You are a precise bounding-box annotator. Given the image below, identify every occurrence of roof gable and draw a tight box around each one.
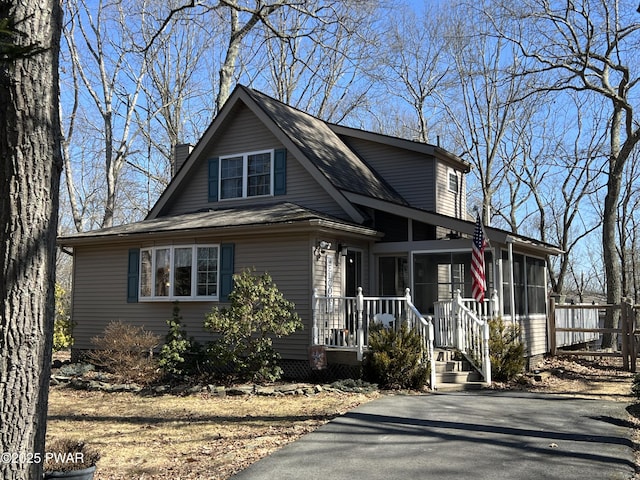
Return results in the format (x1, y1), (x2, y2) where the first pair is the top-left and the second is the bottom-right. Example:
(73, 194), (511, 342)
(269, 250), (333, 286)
(147, 85), (405, 222)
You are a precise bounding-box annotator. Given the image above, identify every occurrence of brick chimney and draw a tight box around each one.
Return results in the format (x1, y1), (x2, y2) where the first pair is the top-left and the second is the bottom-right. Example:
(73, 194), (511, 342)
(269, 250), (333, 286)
(172, 143), (193, 176)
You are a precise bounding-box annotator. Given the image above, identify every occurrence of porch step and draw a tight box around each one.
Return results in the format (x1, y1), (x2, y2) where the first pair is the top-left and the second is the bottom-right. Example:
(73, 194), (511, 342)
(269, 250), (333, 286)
(434, 381), (486, 392)
(436, 370), (482, 384)
(433, 348), (485, 390)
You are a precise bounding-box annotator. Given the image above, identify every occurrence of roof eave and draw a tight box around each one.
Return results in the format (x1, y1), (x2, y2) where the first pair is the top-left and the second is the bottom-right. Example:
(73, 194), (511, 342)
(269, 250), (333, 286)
(57, 216), (380, 247)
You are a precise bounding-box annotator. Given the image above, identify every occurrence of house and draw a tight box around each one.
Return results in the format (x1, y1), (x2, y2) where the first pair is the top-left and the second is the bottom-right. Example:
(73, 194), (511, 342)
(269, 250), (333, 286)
(58, 85), (561, 382)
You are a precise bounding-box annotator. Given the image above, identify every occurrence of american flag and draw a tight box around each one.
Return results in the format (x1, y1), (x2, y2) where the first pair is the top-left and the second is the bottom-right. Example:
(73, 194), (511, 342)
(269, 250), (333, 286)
(471, 215), (486, 303)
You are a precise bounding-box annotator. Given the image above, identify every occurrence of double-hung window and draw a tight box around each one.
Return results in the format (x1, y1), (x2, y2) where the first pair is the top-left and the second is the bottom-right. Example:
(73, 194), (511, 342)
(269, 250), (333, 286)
(220, 150), (273, 199)
(139, 245), (219, 300)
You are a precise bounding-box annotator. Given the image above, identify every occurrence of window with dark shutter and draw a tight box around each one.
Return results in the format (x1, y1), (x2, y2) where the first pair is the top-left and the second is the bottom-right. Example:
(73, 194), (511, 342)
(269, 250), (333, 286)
(274, 148), (287, 195)
(127, 248), (140, 303)
(208, 157), (219, 202)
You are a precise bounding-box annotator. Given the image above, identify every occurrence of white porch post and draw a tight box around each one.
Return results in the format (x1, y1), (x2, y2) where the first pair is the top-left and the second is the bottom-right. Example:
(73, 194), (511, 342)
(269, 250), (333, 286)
(357, 287), (364, 361)
(491, 289), (499, 318)
(312, 288), (319, 345)
(454, 289), (464, 351)
(482, 318), (492, 385)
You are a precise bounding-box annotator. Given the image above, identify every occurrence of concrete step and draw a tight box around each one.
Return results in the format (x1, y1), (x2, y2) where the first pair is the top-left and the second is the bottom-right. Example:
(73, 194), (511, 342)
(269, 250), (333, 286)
(436, 370), (482, 384)
(434, 360), (474, 373)
(435, 381), (486, 392)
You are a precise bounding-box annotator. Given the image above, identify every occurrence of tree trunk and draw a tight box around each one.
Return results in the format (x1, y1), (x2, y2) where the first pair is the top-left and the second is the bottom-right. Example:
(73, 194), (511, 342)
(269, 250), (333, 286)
(0, 1), (62, 478)
(601, 169), (623, 348)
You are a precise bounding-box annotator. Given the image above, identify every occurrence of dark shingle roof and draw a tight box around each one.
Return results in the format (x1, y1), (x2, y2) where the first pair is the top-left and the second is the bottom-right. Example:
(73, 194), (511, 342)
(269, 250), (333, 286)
(59, 203), (377, 244)
(241, 86), (406, 205)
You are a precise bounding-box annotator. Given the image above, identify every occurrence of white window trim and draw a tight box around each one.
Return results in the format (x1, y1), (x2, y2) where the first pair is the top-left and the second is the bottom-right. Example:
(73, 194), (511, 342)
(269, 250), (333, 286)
(447, 169), (459, 194)
(139, 244), (220, 301)
(219, 149), (274, 200)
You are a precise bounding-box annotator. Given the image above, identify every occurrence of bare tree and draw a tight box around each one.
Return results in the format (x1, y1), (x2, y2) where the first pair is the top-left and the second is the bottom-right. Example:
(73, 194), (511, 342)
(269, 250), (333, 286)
(132, 0), (220, 209)
(381, 4), (449, 143)
(62, 0), (146, 230)
(618, 148), (640, 302)
(439, 2), (540, 227)
(526, 95), (605, 294)
(0, 1), (62, 478)
(493, 0), (640, 347)
(253, 0), (382, 123)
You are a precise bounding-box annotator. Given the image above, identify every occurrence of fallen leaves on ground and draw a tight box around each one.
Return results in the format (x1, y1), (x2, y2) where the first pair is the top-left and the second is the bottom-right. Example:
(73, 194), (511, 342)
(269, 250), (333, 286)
(47, 387), (378, 479)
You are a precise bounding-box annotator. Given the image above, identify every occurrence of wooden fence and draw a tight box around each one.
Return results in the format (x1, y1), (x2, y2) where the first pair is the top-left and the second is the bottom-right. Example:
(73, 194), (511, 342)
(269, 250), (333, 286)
(548, 298), (639, 372)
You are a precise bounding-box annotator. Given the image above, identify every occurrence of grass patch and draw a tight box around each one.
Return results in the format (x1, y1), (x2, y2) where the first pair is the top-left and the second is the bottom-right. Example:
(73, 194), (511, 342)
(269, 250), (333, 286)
(47, 387), (378, 479)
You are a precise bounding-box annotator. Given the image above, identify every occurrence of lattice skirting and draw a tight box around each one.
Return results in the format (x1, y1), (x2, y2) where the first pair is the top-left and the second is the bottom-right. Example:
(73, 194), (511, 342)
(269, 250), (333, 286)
(279, 359), (362, 382)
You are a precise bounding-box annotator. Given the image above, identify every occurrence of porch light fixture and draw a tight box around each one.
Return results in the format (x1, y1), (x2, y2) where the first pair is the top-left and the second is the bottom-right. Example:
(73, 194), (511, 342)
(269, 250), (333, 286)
(338, 244), (348, 256)
(314, 241), (331, 258)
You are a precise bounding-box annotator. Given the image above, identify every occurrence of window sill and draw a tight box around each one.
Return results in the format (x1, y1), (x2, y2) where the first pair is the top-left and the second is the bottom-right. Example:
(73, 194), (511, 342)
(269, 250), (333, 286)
(139, 296), (219, 302)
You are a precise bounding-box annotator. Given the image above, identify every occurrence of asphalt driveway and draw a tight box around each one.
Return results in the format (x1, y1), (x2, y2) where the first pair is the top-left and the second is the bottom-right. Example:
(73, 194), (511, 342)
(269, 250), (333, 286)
(231, 391), (635, 480)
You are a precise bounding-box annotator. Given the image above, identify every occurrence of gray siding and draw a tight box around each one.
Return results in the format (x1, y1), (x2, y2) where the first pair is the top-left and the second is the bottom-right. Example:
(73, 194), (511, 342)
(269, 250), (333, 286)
(517, 313), (548, 358)
(70, 232), (315, 361)
(435, 161), (467, 218)
(340, 136), (436, 211)
(310, 236), (371, 298)
(165, 103), (348, 220)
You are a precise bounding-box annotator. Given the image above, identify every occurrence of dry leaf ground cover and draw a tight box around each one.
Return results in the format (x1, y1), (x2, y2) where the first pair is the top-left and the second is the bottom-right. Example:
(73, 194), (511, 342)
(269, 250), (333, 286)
(46, 356), (640, 479)
(46, 386), (379, 479)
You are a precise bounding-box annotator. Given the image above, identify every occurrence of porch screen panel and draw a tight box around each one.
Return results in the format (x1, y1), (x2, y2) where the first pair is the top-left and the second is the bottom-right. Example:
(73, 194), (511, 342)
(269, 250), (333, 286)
(527, 257), (546, 314)
(502, 251), (544, 316)
(413, 251), (493, 314)
(413, 253), (448, 314)
(513, 254), (525, 315)
(379, 256), (408, 297)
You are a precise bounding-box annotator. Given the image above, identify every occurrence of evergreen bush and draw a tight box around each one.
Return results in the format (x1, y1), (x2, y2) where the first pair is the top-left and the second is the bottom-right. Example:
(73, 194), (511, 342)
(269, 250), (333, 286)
(159, 303), (199, 378)
(488, 317), (526, 382)
(204, 269), (302, 383)
(364, 323), (429, 390)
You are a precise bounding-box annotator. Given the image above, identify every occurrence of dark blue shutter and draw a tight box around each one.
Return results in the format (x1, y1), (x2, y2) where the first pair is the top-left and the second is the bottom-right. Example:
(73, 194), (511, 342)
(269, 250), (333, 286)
(274, 149), (286, 195)
(208, 157), (219, 202)
(127, 248), (140, 303)
(220, 243), (235, 301)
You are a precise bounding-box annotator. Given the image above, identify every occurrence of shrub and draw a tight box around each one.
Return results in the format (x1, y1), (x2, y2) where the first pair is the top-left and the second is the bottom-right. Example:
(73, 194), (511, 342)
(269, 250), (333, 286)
(632, 373), (640, 399)
(364, 323), (429, 390)
(88, 320), (161, 385)
(204, 269), (302, 383)
(330, 378), (378, 393)
(488, 317), (526, 382)
(159, 303), (202, 378)
(44, 438), (100, 472)
(53, 283), (74, 352)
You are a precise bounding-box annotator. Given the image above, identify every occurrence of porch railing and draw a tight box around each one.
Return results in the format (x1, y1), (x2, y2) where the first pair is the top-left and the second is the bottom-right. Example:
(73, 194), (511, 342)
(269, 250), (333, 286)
(312, 287), (436, 389)
(433, 289), (498, 384)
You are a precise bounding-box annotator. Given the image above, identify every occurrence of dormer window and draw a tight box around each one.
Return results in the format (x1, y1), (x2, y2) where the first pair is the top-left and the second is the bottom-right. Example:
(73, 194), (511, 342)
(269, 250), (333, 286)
(448, 170), (459, 194)
(220, 150), (273, 199)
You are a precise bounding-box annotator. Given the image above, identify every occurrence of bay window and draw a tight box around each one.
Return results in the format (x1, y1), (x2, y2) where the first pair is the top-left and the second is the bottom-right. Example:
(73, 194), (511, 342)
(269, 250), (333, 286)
(140, 245), (219, 300)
